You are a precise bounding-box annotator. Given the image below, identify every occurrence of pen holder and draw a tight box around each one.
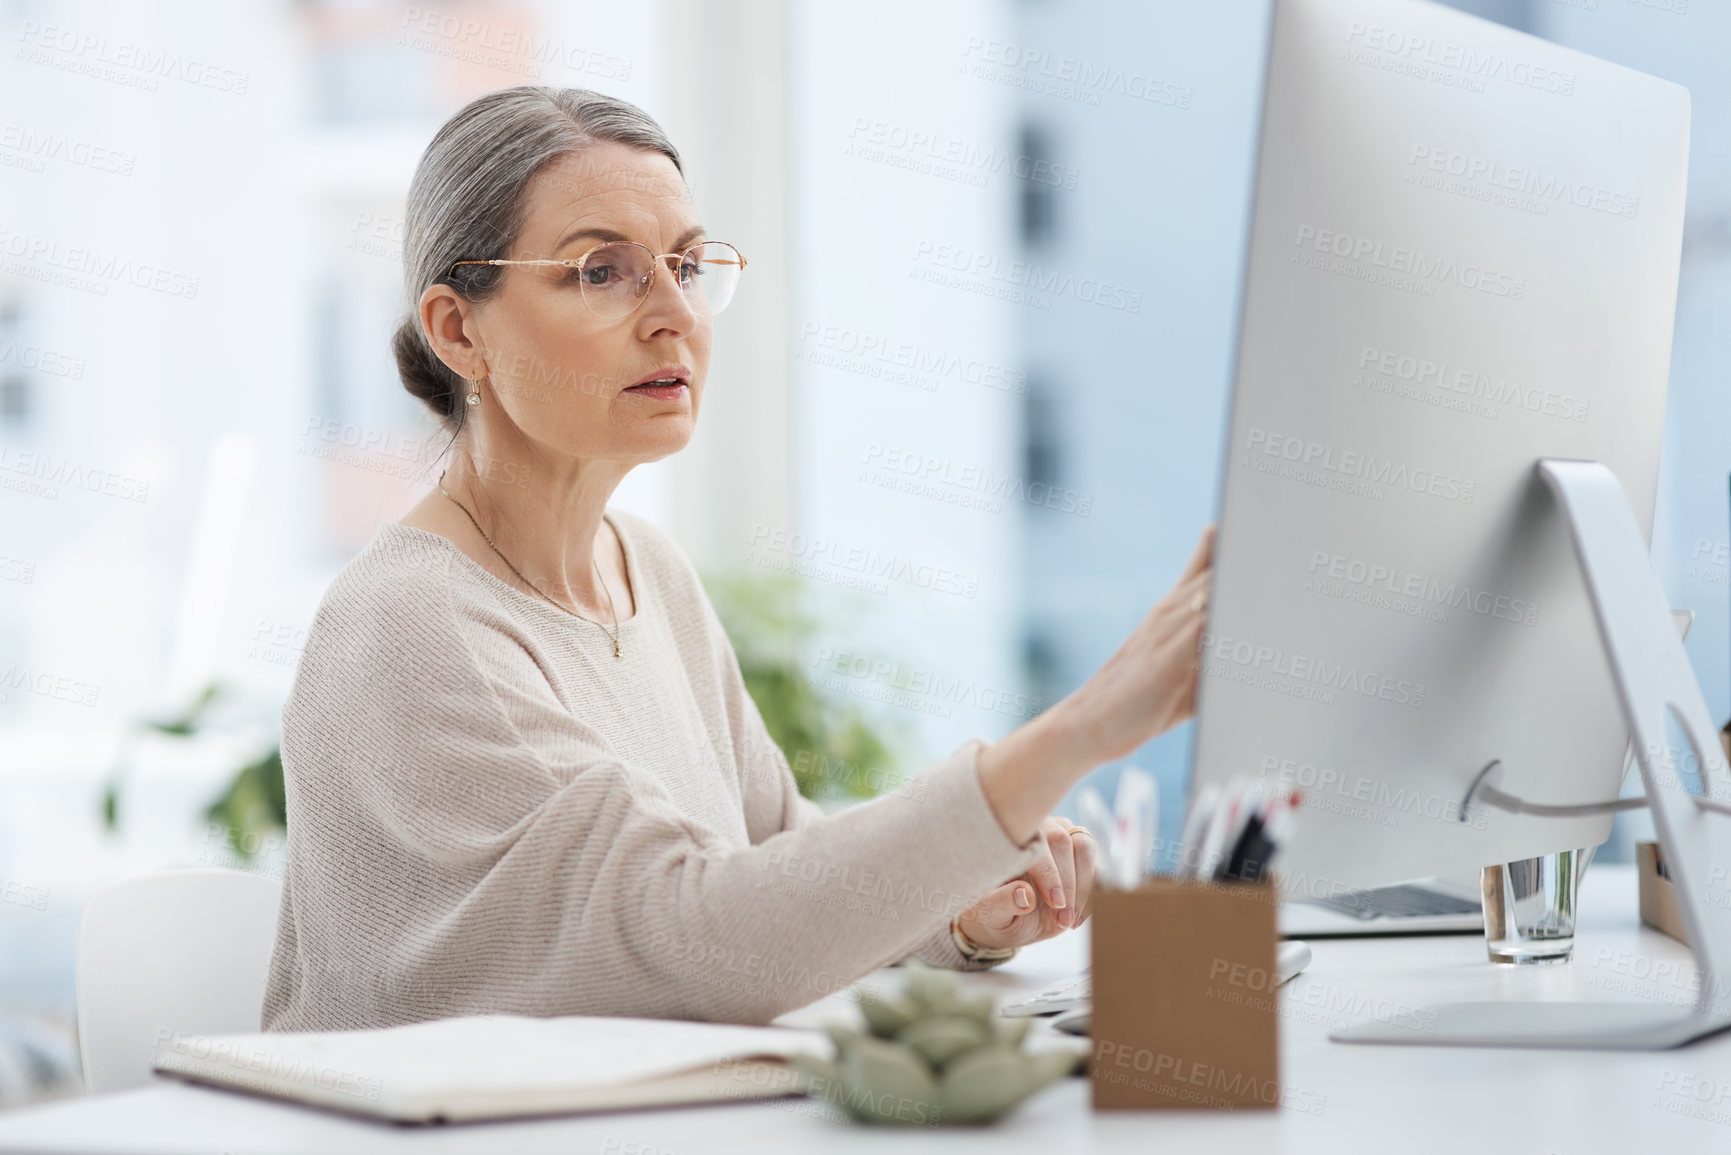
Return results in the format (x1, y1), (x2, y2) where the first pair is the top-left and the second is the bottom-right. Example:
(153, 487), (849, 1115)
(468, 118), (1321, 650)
(1088, 877), (1281, 1110)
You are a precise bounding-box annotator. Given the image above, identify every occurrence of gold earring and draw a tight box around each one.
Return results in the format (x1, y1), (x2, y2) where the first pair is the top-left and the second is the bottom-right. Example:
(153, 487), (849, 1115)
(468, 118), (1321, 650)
(466, 377), (481, 407)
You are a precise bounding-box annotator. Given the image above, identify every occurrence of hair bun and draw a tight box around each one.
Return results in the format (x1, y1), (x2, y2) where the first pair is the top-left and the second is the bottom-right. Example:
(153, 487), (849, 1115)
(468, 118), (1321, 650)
(391, 315), (460, 421)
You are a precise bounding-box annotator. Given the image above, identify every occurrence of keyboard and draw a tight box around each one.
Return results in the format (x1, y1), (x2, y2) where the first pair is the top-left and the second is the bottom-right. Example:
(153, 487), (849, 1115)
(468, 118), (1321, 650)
(1000, 940), (1313, 1017)
(1306, 883), (1480, 921)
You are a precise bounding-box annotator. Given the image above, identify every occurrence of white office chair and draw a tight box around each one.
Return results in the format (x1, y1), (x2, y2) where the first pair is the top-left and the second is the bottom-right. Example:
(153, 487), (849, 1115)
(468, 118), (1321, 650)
(76, 868), (282, 1095)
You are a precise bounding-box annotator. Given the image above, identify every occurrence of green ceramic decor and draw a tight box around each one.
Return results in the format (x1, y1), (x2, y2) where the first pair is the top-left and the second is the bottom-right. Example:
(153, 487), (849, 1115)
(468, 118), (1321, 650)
(794, 962), (1079, 1126)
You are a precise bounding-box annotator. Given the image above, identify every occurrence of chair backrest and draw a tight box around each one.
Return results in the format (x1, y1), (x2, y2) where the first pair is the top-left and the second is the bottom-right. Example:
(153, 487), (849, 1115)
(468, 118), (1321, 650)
(76, 868), (282, 1095)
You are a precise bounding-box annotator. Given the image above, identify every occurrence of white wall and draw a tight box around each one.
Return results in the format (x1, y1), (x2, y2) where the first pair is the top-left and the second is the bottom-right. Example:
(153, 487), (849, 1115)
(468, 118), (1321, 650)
(786, 0), (1026, 765)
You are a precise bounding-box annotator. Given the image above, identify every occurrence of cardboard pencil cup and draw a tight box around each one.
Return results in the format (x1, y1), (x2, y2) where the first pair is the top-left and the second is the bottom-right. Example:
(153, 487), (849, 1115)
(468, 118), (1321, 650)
(1088, 878), (1281, 1110)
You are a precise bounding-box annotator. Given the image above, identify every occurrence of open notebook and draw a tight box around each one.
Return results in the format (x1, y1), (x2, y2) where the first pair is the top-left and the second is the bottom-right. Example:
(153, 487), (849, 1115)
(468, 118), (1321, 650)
(151, 1014), (829, 1124)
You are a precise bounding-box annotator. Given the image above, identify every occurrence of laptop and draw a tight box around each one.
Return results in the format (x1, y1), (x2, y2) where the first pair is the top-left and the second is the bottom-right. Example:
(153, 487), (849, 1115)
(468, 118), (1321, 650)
(1279, 872), (1485, 937)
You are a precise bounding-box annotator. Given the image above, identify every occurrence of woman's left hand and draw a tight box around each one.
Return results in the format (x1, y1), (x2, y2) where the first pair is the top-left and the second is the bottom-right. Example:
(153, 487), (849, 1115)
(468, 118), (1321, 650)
(954, 816), (1098, 953)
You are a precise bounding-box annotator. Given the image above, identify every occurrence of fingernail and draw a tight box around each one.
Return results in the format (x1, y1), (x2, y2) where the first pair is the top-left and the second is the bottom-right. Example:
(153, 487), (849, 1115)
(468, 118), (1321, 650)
(1051, 887), (1066, 909)
(1015, 888), (1034, 911)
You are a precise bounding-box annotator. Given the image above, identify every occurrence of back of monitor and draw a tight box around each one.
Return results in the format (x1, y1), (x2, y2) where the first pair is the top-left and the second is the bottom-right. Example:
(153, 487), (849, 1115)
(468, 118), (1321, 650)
(1191, 0), (1692, 891)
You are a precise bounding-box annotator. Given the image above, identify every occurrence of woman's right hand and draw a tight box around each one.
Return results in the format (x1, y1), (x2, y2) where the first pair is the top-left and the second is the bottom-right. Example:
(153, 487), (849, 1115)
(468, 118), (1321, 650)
(975, 525), (1216, 845)
(1062, 523), (1216, 764)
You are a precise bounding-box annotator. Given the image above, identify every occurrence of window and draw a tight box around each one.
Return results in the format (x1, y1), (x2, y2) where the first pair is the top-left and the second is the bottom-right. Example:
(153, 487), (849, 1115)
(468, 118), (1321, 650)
(1017, 123), (1059, 248)
(1022, 375), (1060, 490)
(0, 301), (32, 429)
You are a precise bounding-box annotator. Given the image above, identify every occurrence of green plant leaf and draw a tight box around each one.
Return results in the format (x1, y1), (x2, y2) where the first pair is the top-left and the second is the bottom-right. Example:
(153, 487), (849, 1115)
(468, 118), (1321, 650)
(202, 746), (285, 860)
(146, 681), (224, 736)
(702, 572), (905, 802)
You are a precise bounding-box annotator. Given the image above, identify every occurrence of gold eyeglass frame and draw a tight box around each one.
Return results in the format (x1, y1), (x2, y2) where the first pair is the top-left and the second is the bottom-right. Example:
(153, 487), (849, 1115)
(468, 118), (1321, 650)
(447, 240), (748, 319)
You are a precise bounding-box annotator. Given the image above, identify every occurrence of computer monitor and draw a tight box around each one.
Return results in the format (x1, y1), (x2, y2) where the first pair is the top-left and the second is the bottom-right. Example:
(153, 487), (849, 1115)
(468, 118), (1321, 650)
(1189, 0), (1691, 893)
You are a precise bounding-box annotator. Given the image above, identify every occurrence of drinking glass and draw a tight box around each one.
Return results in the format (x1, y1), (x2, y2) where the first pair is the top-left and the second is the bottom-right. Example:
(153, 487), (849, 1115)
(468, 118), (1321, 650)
(1481, 846), (1594, 964)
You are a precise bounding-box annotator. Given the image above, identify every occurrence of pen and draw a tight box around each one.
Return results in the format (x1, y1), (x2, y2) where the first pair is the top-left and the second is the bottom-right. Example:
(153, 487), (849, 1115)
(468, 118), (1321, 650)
(1234, 790), (1301, 883)
(1079, 786), (1124, 887)
(1203, 780), (1259, 881)
(1226, 809), (1273, 883)
(1115, 767), (1156, 884)
(1178, 784), (1221, 879)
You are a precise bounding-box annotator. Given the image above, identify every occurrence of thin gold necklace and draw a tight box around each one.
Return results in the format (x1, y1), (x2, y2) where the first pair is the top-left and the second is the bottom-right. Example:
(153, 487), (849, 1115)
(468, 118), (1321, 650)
(438, 469), (622, 658)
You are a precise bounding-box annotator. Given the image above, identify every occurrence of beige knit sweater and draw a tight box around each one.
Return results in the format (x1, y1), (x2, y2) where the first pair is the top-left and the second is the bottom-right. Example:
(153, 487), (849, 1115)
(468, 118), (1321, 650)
(261, 511), (1042, 1032)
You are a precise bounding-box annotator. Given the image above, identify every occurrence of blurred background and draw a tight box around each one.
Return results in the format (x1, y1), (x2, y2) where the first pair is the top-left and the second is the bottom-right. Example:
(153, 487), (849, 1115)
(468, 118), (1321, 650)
(0, 0), (1725, 1107)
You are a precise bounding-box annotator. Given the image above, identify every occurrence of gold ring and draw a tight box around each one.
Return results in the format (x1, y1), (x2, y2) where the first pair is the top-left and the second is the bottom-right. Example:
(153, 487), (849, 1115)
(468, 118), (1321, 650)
(1063, 823), (1092, 841)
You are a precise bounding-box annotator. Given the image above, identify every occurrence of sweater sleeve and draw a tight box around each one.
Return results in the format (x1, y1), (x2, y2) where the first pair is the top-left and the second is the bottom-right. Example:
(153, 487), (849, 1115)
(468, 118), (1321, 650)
(725, 665), (1029, 972)
(695, 585), (1027, 974)
(261, 558), (1042, 1032)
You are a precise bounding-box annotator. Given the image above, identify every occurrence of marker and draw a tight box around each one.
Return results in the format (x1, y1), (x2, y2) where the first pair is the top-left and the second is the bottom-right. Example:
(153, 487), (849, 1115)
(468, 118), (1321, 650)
(1179, 784), (1222, 879)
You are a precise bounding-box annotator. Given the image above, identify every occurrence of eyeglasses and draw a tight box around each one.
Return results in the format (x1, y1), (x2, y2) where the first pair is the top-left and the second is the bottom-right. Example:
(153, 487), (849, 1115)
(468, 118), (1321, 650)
(448, 240), (747, 320)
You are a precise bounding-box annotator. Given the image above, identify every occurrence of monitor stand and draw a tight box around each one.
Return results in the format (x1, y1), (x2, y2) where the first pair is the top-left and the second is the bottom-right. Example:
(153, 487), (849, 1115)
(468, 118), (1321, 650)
(1332, 459), (1731, 1050)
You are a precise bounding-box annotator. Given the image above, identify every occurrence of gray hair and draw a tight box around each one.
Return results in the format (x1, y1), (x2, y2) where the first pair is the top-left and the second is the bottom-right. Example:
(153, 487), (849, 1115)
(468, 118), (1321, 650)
(390, 86), (684, 433)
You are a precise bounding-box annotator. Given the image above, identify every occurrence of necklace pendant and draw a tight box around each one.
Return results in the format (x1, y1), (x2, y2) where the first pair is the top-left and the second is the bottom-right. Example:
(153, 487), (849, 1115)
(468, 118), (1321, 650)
(613, 639), (622, 658)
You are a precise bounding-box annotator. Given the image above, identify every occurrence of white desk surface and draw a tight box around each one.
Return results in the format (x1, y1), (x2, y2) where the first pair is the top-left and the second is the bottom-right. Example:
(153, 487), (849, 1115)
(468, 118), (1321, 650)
(2, 864), (1729, 1154)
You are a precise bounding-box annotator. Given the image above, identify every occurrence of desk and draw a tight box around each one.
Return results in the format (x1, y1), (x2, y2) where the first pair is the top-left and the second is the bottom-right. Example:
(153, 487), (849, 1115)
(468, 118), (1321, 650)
(1, 865), (1728, 1154)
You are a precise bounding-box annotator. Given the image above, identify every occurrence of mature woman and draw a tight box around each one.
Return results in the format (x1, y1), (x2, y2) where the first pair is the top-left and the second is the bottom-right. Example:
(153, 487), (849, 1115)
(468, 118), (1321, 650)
(262, 86), (1213, 1033)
